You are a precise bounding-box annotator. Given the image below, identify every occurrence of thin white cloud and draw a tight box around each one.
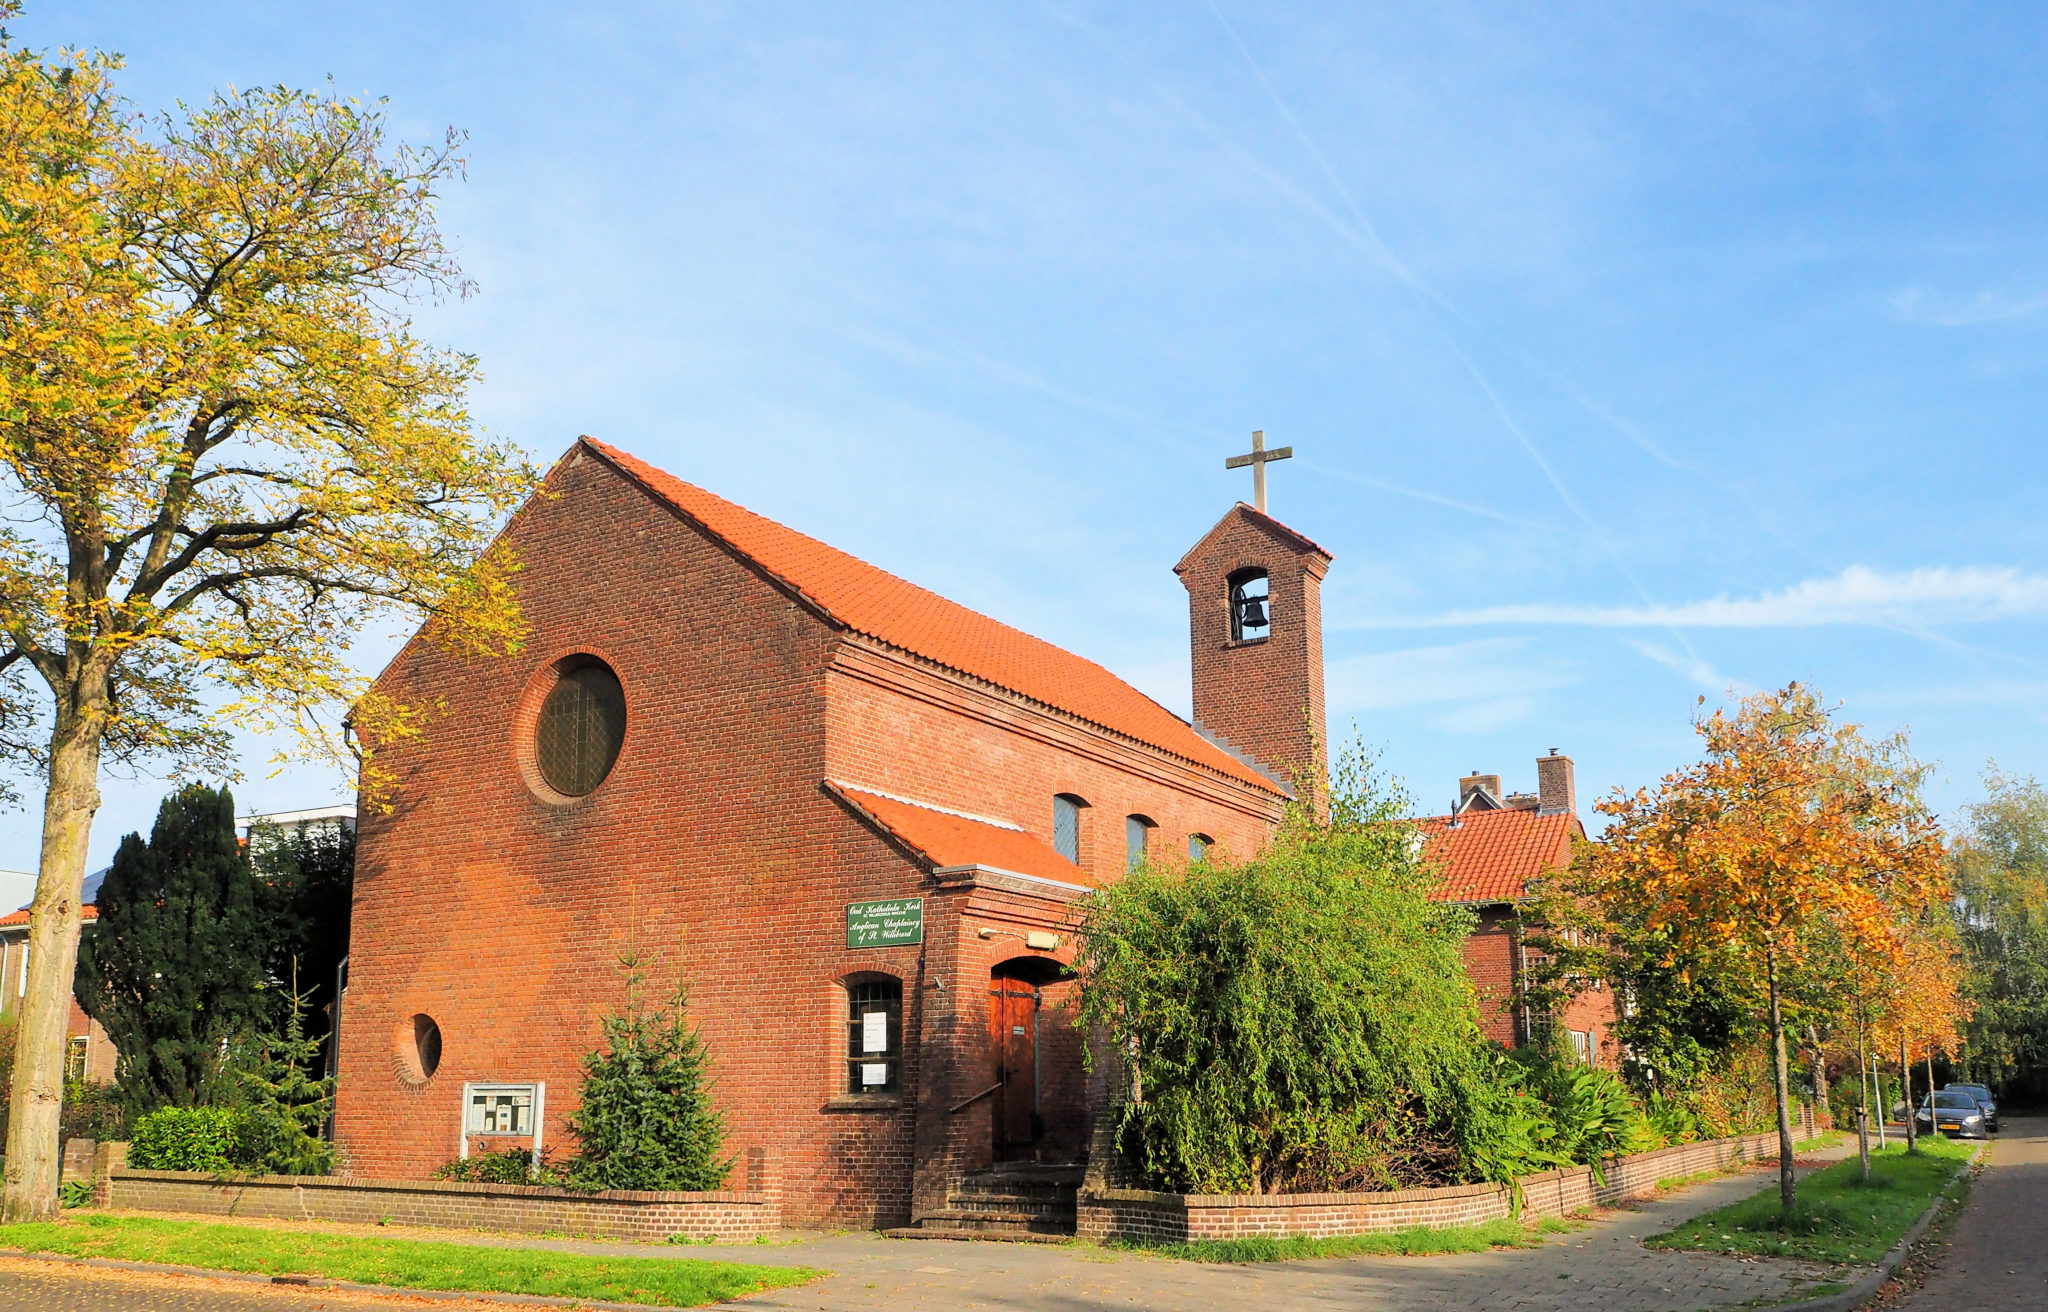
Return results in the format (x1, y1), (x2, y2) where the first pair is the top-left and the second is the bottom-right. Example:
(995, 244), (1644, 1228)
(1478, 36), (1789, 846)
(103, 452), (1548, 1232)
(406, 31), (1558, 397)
(1353, 566), (2048, 631)
(1628, 640), (1753, 697)
(1889, 286), (2048, 327)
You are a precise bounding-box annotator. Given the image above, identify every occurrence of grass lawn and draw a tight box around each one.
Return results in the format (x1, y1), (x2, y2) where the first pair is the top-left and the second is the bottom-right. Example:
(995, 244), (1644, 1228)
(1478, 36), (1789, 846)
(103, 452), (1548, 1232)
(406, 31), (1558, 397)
(1110, 1213), (1580, 1263)
(1648, 1135), (1974, 1266)
(0, 1214), (823, 1307)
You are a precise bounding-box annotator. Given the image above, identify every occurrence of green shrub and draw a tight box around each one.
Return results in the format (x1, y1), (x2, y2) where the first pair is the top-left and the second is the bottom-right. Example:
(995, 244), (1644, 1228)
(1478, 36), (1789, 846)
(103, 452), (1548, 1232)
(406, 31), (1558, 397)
(1645, 1091), (1702, 1145)
(58, 1179), (95, 1208)
(61, 1080), (128, 1145)
(1075, 746), (1562, 1194)
(128, 1106), (245, 1171)
(434, 1148), (575, 1188)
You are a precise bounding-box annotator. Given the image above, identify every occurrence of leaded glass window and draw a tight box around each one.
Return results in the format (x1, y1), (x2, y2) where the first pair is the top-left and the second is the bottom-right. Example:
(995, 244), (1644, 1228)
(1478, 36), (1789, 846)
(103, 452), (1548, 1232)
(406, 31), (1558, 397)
(847, 978), (903, 1094)
(1125, 815), (1153, 871)
(536, 660), (626, 796)
(1053, 795), (1082, 864)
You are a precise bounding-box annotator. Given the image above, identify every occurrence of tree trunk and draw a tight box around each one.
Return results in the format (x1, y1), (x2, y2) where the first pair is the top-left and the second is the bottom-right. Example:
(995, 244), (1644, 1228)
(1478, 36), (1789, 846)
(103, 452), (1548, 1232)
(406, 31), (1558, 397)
(1901, 1029), (1916, 1154)
(1, 694), (105, 1221)
(1767, 949), (1797, 1213)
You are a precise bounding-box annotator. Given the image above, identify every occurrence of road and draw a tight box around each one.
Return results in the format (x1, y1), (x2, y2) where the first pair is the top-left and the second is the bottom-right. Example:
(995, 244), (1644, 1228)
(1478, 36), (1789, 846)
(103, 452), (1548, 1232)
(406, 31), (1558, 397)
(1890, 1115), (2048, 1312)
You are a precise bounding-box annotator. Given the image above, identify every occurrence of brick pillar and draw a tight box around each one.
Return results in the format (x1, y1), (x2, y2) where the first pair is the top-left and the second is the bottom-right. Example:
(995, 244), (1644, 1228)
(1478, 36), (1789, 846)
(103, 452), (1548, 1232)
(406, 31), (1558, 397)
(91, 1141), (127, 1207)
(744, 1145), (783, 1229)
(910, 889), (969, 1220)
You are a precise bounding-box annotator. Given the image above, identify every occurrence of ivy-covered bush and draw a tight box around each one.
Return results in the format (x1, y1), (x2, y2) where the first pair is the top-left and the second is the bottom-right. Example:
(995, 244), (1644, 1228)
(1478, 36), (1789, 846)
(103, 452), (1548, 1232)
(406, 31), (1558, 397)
(128, 1106), (245, 1171)
(1075, 746), (1566, 1195)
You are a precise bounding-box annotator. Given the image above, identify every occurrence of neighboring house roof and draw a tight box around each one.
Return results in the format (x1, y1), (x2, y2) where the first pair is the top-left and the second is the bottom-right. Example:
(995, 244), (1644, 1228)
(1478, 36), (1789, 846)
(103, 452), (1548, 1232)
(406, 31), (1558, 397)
(0, 904), (98, 930)
(828, 783), (1093, 888)
(3, 866), (108, 924)
(583, 439), (1282, 796)
(1422, 808), (1581, 905)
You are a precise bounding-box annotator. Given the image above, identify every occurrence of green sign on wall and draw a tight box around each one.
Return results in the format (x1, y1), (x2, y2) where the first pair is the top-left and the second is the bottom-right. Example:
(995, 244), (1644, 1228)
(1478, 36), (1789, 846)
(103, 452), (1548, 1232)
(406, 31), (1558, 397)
(847, 897), (923, 949)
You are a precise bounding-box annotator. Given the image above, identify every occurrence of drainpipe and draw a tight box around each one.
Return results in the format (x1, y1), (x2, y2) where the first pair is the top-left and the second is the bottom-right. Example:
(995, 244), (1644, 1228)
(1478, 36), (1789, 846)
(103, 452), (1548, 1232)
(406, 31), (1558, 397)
(326, 955), (347, 1141)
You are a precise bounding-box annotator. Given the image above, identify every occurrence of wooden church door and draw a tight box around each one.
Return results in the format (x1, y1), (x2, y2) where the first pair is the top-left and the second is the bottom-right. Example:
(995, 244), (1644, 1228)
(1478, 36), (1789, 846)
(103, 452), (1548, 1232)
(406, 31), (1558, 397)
(988, 977), (1040, 1157)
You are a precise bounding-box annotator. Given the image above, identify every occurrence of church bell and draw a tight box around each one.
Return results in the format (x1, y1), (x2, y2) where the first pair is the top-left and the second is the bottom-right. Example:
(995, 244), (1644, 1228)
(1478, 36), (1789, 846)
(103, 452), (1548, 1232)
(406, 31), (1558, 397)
(1237, 594), (1268, 630)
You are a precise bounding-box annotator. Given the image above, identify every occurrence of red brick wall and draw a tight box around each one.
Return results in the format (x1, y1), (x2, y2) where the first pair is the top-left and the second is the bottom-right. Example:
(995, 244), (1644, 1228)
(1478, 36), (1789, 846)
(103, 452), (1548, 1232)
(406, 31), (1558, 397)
(1460, 907), (1521, 1048)
(106, 1153), (780, 1241)
(824, 642), (1281, 876)
(1078, 1118), (1817, 1242)
(1176, 508), (1329, 791)
(338, 449), (931, 1227)
(338, 450), (1286, 1228)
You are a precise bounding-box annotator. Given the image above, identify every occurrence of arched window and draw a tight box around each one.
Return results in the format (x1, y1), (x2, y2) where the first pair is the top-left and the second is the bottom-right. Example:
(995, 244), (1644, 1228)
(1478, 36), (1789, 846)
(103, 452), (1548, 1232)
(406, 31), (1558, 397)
(1228, 569), (1270, 642)
(535, 657), (626, 796)
(1053, 794), (1085, 865)
(847, 976), (903, 1094)
(1188, 833), (1212, 863)
(1125, 815), (1155, 871)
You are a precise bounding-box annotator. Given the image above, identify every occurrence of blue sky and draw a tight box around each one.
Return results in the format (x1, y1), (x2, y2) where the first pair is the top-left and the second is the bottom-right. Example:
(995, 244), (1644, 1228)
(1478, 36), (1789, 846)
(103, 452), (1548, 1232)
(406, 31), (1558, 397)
(6, 2), (2047, 894)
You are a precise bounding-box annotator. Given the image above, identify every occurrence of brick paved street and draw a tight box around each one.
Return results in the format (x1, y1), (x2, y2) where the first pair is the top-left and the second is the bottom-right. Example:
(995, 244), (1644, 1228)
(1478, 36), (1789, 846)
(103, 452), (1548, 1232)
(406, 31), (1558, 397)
(1890, 1116), (2048, 1312)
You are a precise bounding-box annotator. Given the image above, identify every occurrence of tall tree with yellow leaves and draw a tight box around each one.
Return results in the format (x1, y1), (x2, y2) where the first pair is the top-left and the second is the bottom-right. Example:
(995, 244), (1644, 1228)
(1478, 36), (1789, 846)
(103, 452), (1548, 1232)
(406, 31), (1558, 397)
(1577, 685), (1947, 1213)
(0, 14), (532, 1218)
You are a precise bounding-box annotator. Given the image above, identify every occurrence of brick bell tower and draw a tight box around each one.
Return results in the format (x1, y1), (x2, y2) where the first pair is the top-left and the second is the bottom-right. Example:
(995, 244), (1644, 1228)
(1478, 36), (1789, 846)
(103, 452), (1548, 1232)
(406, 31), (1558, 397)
(1175, 433), (1332, 794)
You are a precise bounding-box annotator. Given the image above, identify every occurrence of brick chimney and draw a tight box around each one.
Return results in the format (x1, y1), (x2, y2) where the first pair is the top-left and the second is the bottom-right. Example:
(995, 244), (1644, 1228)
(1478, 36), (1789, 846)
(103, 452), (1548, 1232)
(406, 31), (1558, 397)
(1458, 772), (1503, 809)
(1536, 749), (1575, 816)
(1176, 504), (1332, 793)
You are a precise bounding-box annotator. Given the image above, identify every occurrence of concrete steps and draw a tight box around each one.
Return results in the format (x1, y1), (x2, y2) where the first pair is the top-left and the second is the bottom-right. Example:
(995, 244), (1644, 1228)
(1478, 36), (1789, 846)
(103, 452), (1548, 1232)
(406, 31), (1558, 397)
(895, 1164), (1082, 1240)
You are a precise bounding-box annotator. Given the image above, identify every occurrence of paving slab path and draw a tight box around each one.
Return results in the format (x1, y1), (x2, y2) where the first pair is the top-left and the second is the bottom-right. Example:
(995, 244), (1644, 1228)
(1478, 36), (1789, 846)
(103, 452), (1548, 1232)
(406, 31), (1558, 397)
(1889, 1115), (2048, 1312)
(0, 1137), (1863, 1312)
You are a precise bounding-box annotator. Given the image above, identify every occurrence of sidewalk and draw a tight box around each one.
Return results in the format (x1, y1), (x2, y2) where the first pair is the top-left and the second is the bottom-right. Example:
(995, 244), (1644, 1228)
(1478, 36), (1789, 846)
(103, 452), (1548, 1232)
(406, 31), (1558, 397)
(2, 1136), (1863, 1312)
(259, 1136), (1860, 1312)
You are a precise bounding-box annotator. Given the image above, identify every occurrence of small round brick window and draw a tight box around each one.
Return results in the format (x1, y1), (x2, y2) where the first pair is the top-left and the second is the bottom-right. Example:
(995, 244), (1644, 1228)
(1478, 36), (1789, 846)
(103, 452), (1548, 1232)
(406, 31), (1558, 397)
(398, 1013), (442, 1083)
(534, 657), (626, 796)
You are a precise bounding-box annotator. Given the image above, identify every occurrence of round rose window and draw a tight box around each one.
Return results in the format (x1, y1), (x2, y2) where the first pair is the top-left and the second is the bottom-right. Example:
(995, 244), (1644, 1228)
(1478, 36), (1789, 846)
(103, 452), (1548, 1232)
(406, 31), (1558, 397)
(534, 658), (626, 796)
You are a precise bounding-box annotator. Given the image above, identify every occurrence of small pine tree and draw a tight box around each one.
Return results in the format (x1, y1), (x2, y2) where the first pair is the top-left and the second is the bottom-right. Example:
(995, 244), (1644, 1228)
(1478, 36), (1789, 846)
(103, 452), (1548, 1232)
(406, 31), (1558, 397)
(569, 956), (731, 1192)
(234, 963), (335, 1176)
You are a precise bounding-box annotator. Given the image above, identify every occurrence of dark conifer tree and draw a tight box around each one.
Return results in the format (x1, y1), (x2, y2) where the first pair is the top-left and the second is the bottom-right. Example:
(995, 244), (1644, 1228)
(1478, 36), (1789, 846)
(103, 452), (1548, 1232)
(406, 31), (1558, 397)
(76, 784), (264, 1111)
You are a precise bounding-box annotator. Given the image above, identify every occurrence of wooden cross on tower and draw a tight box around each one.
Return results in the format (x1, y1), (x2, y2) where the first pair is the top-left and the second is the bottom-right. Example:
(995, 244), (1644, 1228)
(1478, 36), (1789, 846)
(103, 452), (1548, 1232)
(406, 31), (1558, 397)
(1225, 430), (1293, 514)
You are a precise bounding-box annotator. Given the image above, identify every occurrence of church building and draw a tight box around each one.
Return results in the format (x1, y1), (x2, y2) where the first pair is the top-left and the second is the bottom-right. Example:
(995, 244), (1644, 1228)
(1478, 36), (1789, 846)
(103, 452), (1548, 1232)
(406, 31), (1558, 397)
(332, 436), (1603, 1228)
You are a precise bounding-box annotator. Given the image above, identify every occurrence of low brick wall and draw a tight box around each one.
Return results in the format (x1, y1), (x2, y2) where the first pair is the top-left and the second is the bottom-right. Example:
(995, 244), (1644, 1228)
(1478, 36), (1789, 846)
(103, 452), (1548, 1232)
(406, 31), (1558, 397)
(1078, 1114), (1816, 1244)
(105, 1145), (780, 1242)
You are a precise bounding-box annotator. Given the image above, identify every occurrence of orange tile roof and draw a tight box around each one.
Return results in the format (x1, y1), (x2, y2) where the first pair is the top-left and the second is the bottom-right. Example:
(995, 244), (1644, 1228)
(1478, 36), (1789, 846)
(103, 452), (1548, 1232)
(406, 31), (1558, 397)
(581, 439), (1281, 795)
(829, 783), (1094, 887)
(1421, 808), (1579, 904)
(0, 904), (97, 929)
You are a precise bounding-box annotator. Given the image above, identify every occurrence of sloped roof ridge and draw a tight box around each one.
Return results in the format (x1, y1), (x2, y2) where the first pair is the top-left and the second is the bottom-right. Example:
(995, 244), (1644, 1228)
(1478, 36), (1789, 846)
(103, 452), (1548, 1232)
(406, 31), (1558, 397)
(578, 438), (1279, 794)
(1174, 502), (1332, 575)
